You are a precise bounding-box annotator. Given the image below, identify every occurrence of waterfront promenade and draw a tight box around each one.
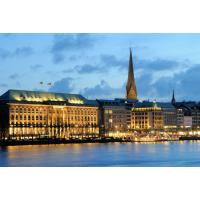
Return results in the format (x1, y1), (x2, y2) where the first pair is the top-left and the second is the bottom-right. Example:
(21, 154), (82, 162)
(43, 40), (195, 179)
(0, 135), (198, 146)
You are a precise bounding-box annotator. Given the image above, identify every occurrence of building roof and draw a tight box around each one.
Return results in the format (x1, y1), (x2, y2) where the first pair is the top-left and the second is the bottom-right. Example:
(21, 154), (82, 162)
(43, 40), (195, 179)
(134, 101), (175, 109)
(174, 101), (200, 111)
(96, 99), (123, 106)
(0, 89), (98, 106)
(157, 102), (176, 109)
(135, 101), (157, 108)
(96, 98), (137, 107)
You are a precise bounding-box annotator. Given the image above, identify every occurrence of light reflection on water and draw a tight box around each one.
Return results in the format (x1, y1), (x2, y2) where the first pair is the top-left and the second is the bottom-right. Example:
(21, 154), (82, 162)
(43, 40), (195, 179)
(1, 141), (200, 166)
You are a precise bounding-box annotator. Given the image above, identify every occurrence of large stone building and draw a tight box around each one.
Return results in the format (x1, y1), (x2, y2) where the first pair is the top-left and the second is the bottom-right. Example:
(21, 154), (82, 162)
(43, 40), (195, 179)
(131, 101), (163, 131)
(0, 90), (99, 140)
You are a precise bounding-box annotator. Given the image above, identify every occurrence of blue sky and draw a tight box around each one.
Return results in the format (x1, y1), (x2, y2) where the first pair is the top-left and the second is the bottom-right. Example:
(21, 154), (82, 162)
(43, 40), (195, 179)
(1, 33), (200, 101)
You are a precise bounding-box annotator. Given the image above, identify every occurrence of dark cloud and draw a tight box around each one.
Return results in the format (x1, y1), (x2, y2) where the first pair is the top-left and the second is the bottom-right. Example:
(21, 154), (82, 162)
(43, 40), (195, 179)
(9, 73), (20, 79)
(100, 54), (127, 68)
(49, 77), (74, 93)
(130, 57), (190, 101)
(154, 77), (174, 95)
(69, 55), (80, 62)
(135, 70), (181, 101)
(53, 53), (65, 64)
(0, 49), (10, 59)
(137, 73), (154, 98)
(100, 54), (182, 73)
(68, 55), (126, 74)
(134, 58), (181, 72)
(74, 64), (103, 74)
(30, 64), (44, 71)
(13, 47), (33, 57)
(51, 33), (95, 64)
(173, 64), (200, 100)
(48, 53), (198, 101)
(44, 60), (200, 101)
(0, 83), (8, 88)
(92, 54), (181, 73)
(68, 63), (102, 74)
(62, 69), (71, 74)
(135, 63), (200, 101)
(0, 46), (34, 60)
(69, 54), (183, 75)
(81, 80), (124, 99)
(52, 33), (94, 52)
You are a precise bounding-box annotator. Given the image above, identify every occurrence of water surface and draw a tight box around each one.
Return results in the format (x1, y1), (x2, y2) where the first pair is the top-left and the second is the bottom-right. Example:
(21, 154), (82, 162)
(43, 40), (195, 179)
(1, 141), (200, 167)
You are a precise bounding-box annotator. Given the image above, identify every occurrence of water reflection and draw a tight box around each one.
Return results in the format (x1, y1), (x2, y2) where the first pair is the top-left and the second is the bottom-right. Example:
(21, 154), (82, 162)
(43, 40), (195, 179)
(1, 141), (200, 166)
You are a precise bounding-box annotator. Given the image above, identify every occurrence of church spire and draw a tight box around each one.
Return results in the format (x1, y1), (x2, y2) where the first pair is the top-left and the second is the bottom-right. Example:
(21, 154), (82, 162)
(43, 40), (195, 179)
(171, 89), (176, 104)
(126, 48), (137, 99)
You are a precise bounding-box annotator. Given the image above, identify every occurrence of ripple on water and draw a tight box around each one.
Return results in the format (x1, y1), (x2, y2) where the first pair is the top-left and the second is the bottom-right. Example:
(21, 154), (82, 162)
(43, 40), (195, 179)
(0, 141), (200, 167)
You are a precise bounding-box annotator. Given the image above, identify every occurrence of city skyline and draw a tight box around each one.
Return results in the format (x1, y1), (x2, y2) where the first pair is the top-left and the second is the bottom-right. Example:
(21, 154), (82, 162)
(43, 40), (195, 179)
(1, 33), (200, 101)
(1, 2), (200, 200)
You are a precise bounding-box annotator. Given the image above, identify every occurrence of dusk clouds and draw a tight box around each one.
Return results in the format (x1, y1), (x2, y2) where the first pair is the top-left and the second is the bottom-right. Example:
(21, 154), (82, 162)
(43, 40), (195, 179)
(80, 80), (125, 99)
(49, 77), (74, 93)
(30, 64), (44, 71)
(0, 46), (34, 59)
(51, 33), (95, 64)
(0, 33), (200, 101)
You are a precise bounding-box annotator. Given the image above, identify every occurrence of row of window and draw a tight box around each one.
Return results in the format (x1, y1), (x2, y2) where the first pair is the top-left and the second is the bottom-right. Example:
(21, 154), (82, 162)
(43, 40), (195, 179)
(133, 122), (149, 124)
(133, 117), (148, 120)
(132, 125), (149, 128)
(10, 122), (97, 127)
(10, 107), (97, 115)
(132, 113), (148, 116)
(11, 115), (46, 120)
(10, 115), (97, 122)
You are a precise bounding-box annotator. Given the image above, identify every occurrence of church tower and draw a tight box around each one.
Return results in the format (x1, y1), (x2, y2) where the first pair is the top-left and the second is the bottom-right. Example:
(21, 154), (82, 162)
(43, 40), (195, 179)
(126, 49), (137, 100)
(171, 89), (176, 104)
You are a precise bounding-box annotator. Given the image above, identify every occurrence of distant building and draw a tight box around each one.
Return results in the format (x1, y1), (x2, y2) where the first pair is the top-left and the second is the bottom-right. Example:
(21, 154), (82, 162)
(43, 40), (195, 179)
(173, 101), (200, 129)
(183, 116), (193, 128)
(171, 89), (176, 105)
(158, 102), (177, 130)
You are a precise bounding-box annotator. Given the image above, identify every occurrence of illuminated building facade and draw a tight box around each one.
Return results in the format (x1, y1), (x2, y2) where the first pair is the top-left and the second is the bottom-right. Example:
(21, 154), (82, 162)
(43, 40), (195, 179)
(131, 102), (163, 131)
(0, 90), (99, 140)
(97, 99), (135, 138)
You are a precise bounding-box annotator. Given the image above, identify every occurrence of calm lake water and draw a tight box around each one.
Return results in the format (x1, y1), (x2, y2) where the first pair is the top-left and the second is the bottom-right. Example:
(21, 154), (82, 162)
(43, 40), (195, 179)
(1, 141), (200, 167)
